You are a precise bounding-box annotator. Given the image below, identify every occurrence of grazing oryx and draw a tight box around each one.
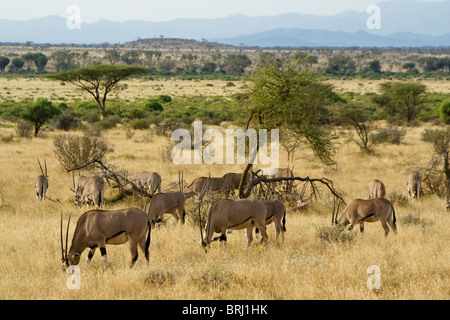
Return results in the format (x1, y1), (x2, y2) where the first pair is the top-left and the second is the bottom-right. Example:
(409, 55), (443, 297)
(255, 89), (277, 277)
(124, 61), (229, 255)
(77, 180), (105, 209)
(222, 172), (251, 189)
(73, 175), (104, 206)
(147, 191), (186, 226)
(336, 198), (397, 236)
(134, 171), (162, 195)
(268, 167), (294, 191)
(60, 208), (151, 268)
(369, 179), (386, 199)
(183, 177), (235, 198)
(286, 199), (308, 213)
(255, 199), (286, 243)
(202, 199), (268, 249)
(35, 159), (48, 202)
(407, 172), (422, 200)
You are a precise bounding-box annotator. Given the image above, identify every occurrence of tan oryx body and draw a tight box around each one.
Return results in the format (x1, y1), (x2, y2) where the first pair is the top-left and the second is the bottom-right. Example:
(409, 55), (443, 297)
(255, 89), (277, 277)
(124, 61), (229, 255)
(268, 167), (294, 191)
(407, 172), (422, 200)
(147, 191), (186, 226)
(202, 199), (268, 249)
(73, 175), (104, 206)
(61, 208), (151, 268)
(369, 179), (386, 199)
(222, 172), (251, 189)
(337, 198), (397, 236)
(257, 199), (286, 243)
(183, 177), (235, 198)
(35, 159), (48, 202)
(77, 181), (105, 209)
(134, 171), (162, 194)
(35, 175), (48, 202)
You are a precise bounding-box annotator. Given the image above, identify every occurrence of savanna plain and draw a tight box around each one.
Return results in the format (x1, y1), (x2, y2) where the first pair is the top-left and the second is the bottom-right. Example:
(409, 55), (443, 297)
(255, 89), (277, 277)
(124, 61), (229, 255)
(0, 78), (449, 301)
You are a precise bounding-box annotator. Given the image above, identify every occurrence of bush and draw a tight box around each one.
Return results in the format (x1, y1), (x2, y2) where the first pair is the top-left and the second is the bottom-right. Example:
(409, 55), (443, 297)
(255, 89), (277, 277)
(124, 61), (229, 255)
(157, 94), (172, 103)
(53, 134), (114, 170)
(315, 225), (356, 243)
(15, 120), (33, 138)
(130, 118), (151, 130)
(144, 99), (163, 112)
(49, 113), (79, 131)
(399, 212), (432, 228)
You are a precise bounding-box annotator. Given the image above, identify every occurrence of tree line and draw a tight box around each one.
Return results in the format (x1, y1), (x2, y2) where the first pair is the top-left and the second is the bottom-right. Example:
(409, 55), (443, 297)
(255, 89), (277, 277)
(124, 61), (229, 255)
(1, 45), (449, 77)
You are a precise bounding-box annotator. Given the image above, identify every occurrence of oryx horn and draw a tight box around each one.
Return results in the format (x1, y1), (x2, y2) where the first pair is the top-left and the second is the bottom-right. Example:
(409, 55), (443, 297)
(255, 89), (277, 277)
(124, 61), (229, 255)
(60, 213), (71, 267)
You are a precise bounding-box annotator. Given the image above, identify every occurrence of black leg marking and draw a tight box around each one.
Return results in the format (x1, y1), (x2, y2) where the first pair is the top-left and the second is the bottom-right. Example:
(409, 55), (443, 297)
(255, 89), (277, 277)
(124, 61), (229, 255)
(100, 247), (107, 256)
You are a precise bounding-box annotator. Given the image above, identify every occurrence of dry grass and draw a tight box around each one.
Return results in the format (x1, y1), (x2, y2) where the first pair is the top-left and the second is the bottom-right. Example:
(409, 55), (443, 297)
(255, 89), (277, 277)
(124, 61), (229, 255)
(0, 120), (449, 300)
(1, 77), (450, 103)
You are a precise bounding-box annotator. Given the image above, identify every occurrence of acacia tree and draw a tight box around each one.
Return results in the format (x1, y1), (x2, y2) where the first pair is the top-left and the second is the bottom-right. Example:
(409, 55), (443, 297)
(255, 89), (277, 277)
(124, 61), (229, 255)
(46, 65), (147, 118)
(374, 82), (427, 122)
(238, 57), (338, 197)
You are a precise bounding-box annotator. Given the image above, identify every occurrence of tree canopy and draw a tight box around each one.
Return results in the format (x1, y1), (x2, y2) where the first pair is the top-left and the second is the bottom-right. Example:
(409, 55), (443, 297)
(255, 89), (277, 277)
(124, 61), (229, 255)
(46, 65), (147, 118)
(21, 98), (61, 136)
(245, 57), (338, 165)
(374, 82), (427, 122)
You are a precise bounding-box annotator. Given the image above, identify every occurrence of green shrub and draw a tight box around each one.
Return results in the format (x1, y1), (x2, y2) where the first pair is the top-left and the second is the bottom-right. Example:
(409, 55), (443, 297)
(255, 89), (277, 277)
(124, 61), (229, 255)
(144, 99), (163, 112)
(130, 118), (151, 130)
(157, 94), (172, 102)
(439, 101), (450, 124)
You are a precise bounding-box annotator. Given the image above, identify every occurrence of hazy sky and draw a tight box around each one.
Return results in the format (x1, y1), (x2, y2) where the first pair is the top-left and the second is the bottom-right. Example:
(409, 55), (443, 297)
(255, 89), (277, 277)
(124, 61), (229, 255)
(0, 0), (445, 23)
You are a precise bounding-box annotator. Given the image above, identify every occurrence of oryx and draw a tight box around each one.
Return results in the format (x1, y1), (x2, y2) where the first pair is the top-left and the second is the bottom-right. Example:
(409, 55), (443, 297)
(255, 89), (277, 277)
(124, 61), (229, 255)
(147, 191), (186, 226)
(255, 199), (286, 243)
(35, 159), (48, 202)
(76, 180), (105, 209)
(60, 208), (151, 268)
(72, 175), (104, 208)
(202, 198), (268, 249)
(335, 198), (397, 236)
(222, 172), (251, 189)
(183, 177), (235, 199)
(268, 167), (294, 191)
(134, 171), (162, 195)
(369, 179), (386, 199)
(407, 172), (422, 200)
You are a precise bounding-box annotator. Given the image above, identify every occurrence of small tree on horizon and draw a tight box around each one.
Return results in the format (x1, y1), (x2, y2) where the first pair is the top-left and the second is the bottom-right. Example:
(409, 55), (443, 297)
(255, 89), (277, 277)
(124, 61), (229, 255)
(46, 65), (148, 118)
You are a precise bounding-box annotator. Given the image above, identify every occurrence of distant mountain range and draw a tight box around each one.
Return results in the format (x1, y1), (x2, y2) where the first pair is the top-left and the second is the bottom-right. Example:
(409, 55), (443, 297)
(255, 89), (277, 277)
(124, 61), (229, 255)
(0, 0), (449, 47)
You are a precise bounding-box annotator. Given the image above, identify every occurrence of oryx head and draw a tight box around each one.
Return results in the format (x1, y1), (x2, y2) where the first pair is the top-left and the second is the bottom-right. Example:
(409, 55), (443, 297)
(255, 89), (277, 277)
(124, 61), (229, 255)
(60, 213), (71, 268)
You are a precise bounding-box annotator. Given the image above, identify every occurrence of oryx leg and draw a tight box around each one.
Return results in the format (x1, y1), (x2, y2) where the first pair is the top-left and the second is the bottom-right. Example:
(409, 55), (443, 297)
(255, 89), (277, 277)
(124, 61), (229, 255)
(246, 226), (254, 249)
(218, 233), (227, 248)
(254, 220), (268, 247)
(177, 207), (185, 225)
(359, 222), (365, 233)
(128, 238), (139, 268)
(171, 211), (179, 226)
(86, 247), (96, 266)
(387, 215), (397, 235)
(380, 219), (390, 237)
(100, 247), (108, 267)
(274, 219), (284, 243)
(138, 230), (150, 265)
